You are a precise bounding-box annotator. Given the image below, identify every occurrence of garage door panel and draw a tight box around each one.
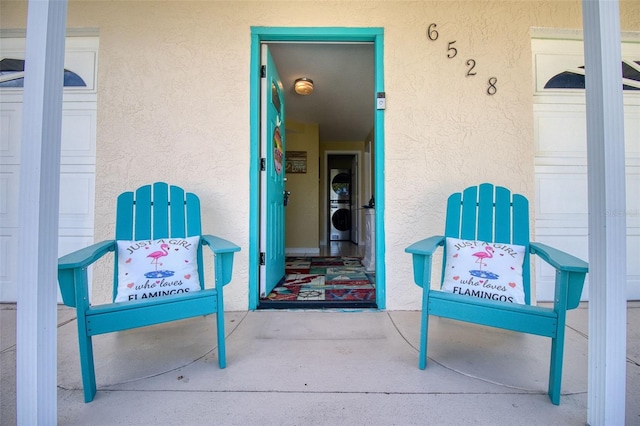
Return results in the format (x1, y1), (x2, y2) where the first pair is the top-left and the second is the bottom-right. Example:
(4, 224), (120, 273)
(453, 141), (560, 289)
(532, 46), (585, 93)
(534, 234), (590, 302)
(0, 165), (19, 228)
(535, 111), (587, 155)
(627, 171), (640, 228)
(58, 235), (95, 258)
(59, 167), (95, 231)
(0, 233), (18, 301)
(628, 234), (640, 300)
(625, 109), (640, 158)
(536, 174), (588, 218)
(0, 103), (22, 164)
(63, 47), (98, 92)
(61, 106), (96, 164)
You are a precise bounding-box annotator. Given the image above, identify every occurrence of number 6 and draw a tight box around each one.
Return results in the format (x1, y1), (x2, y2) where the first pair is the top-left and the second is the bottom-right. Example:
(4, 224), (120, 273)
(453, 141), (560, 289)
(427, 23), (438, 41)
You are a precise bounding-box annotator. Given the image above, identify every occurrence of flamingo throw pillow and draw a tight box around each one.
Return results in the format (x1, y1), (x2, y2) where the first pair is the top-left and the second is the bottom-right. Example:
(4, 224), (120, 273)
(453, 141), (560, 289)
(115, 236), (201, 303)
(441, 237), (526, 305)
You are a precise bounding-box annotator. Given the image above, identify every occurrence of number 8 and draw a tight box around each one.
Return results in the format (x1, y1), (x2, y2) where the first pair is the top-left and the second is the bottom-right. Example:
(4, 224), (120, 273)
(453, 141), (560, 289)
(487, 77), (497, 95)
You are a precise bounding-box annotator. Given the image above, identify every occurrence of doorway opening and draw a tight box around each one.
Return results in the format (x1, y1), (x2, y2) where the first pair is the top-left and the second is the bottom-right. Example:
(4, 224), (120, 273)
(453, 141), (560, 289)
(248, 27), (385, 310)
(326, 153), (360, 246)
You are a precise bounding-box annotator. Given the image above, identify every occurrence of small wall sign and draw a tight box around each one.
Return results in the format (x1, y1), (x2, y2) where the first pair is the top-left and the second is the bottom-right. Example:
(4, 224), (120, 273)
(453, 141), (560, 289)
(285, 151), (307, 173)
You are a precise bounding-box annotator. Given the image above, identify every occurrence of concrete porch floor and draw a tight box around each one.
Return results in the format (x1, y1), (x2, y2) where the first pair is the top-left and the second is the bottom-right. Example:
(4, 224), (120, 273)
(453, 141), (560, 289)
(1, 302), (639, 425)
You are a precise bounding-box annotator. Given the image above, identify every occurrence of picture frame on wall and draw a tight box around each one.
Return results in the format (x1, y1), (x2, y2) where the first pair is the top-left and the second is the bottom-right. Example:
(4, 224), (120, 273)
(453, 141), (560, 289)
(285, 151), (307, 173)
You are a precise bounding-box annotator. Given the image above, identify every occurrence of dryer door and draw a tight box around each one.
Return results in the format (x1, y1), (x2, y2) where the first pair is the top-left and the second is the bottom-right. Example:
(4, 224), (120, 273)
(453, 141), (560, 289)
(329, 169), (351, 201)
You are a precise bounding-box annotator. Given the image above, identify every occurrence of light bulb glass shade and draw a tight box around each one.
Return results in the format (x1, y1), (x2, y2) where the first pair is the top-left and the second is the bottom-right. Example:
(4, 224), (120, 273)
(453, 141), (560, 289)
(294, 78), (314, 95)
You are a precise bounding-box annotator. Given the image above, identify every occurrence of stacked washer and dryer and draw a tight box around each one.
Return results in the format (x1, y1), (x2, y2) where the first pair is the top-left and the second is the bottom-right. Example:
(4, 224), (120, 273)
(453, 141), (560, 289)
(329, 169), (352, 241)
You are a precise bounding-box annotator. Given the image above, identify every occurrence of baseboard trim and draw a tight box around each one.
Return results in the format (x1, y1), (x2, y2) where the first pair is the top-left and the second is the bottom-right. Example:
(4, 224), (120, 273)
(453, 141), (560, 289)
(285, 247), (320, 255)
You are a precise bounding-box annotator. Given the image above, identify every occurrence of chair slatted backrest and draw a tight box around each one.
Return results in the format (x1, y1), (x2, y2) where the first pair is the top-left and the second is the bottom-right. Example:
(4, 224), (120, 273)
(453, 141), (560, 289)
(113, 182), (205, 300)
(443, 183), (532, 304)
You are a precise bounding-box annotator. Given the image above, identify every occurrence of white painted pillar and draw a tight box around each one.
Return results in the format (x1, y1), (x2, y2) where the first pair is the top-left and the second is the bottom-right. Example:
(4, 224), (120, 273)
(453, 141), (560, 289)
(581, 1), (627, 424)
(17, 0), (67, 423)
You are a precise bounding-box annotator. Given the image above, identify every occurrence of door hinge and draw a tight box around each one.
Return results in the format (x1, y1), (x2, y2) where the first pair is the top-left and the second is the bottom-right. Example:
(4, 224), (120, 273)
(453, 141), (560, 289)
(259, 252), (266, 265)
(260, 65), (266, 78)
(260, 158), (266, 171)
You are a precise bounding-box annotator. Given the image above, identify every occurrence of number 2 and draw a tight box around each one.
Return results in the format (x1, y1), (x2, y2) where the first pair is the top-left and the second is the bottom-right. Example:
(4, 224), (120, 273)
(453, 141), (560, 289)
(466, 59), (477, 76)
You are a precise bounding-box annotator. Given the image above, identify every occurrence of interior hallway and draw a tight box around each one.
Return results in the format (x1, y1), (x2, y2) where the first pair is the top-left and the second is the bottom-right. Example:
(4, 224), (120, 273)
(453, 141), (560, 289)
(318, 241), (365, 257)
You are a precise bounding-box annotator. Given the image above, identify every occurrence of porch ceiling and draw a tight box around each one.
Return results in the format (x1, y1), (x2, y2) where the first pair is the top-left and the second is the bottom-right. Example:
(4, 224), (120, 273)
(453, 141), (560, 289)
(268, 42), (374, 143)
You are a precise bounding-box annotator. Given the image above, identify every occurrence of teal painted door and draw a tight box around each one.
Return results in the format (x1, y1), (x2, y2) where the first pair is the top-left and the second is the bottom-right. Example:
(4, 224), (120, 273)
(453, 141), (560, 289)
(259, 44), (286, 298)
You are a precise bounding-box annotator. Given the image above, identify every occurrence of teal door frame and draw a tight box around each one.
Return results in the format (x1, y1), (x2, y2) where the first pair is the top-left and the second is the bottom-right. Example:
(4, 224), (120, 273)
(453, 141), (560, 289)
(249, 26), (385, 310)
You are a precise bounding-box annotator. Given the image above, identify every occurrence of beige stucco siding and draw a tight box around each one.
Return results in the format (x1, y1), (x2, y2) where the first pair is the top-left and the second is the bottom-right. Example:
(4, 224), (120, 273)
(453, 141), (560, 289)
(2, 1), (638, 310)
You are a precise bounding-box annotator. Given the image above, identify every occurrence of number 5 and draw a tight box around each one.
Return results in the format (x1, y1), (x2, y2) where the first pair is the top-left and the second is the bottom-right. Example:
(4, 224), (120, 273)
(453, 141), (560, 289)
(447, 41), (457, 58)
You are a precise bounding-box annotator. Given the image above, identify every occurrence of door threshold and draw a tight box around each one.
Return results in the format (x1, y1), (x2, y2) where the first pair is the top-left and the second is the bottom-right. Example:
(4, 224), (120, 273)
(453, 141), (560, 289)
(257, 300), (377, 310)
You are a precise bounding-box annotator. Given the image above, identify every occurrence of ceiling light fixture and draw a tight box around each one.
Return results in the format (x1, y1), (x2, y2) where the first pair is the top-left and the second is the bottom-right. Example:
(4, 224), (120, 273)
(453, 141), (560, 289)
(294, 77), (314, 95)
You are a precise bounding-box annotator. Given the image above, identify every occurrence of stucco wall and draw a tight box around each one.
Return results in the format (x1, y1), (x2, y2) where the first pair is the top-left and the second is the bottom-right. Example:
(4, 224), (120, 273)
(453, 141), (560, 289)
(2, 0), (639, 310)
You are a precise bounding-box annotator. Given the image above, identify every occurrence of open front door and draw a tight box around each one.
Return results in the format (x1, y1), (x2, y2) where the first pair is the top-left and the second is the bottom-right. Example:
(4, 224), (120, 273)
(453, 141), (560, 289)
(259, 44), (287, 298)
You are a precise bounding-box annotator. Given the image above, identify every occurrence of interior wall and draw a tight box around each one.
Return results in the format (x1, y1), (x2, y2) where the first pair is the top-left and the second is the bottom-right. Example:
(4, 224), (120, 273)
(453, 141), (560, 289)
(364, 127), (375, 204)
(284, 120), (319, 252)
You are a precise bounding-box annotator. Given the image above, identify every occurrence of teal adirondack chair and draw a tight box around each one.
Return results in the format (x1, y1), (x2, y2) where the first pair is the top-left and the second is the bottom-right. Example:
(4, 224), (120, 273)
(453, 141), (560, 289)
(405, 183), (588, 405)
(58, 182), (240, 402)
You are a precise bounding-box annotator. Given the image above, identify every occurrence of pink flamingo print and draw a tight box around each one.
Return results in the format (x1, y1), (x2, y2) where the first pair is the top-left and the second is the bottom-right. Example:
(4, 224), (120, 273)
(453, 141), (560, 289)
(472, 246), (494, 271)
(147, 243), (170, 271)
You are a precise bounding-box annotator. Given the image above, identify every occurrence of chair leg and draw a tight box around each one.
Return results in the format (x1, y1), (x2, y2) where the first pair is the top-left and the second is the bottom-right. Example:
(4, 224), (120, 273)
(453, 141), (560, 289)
(419, 290), (430, 370)
(216, 292), (226, 369)
(548, 334), (565, 405)
(77, 332), (97, 402)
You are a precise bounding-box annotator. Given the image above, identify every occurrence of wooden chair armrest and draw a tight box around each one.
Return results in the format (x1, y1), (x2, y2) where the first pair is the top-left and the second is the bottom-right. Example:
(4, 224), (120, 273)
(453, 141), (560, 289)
(201, 235), (241, 286)
(405, 236), (445, 288)
(530, 242), (588, 310)
(57, 240), (116, 307)
(58, 240), (116, 270)
(405, 235), (445, 256)
(201, 234), (241, 254)
(529, 242), (588, 273)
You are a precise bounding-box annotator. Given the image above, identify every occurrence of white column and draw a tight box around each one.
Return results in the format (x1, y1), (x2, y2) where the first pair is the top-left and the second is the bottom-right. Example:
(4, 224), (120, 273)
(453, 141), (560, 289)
(17, 0), (67, 423)
(582, 1), (627, 424)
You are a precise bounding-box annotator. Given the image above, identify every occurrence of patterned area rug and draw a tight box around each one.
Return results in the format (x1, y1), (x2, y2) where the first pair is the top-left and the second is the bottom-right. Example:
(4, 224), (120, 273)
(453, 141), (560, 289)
(265, 256), (376, 302)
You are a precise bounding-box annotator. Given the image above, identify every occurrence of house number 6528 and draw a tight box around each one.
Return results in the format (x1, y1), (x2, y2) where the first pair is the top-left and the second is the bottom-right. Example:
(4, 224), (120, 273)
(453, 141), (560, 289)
(426, 23), (497, 95)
